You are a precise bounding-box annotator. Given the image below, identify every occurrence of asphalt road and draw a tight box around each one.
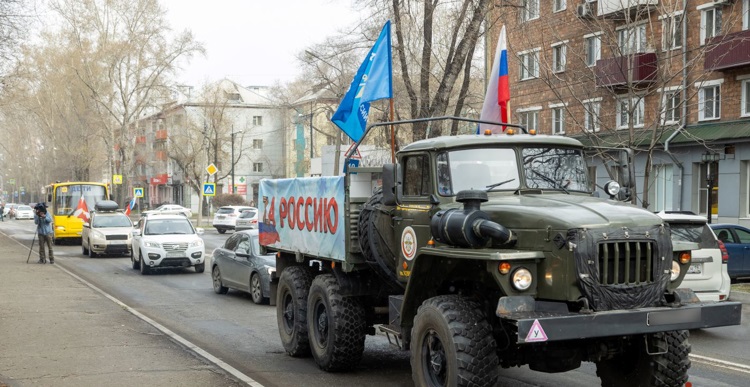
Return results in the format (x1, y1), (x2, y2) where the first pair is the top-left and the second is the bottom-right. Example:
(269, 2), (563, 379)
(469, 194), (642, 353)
(3, 219), (750, 386)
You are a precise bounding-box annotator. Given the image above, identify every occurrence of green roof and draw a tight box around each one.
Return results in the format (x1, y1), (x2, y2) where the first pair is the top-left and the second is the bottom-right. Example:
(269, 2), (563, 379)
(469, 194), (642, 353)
(573, 119), (750, 148)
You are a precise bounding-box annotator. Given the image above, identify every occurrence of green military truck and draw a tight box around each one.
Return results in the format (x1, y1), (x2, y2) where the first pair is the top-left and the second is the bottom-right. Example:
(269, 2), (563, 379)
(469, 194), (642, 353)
(258, 117), (742, 387)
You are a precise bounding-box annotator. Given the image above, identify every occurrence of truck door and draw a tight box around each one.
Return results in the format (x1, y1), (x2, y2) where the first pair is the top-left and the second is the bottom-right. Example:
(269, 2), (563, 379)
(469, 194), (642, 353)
(393, 153), (435, 282)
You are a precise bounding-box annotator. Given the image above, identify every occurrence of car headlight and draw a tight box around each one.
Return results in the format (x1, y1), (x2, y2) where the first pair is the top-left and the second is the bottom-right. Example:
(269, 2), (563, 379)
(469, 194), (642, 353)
(144, 241), (161, 248)
(670, 261), (681, 282)
(189, 239), (204, 248)
(91, 230), (104, 240)
(511, 268), (533, 291)
(266, 266), (276, 275)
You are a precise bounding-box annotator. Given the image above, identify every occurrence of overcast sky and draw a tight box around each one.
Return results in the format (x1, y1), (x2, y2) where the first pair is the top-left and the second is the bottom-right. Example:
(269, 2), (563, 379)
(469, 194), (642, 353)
(160, 0), (360, 88)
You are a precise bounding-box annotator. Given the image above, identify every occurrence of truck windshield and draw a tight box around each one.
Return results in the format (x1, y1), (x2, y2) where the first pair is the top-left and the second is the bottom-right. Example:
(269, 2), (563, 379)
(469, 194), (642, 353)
(437, 149), (520, 195)
(521, 147), (591, 192)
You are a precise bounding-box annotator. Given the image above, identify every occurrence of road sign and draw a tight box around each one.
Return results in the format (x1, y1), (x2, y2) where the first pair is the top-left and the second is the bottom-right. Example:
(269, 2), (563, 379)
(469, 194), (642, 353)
(206, 163), (218, 176)
(133, 187), (144, 198)
(203, 183), (216, 196)
(113, 174), (123, 184)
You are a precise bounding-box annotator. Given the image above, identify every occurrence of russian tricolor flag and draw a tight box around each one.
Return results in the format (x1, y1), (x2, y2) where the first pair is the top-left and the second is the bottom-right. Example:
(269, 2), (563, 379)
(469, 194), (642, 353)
(124, 197), (136, 216)
(480, 26), (510, 133)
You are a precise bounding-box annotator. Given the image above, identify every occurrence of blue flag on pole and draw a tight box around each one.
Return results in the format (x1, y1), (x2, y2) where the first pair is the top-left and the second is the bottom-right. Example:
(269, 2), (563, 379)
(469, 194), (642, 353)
(331, 21), (393, 142)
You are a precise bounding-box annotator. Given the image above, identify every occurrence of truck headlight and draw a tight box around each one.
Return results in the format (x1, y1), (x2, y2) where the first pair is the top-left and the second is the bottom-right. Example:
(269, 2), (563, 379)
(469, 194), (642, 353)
(511, 268), (533, 291)
(670, 261), (681, 281)
(604, 181), (621, 196)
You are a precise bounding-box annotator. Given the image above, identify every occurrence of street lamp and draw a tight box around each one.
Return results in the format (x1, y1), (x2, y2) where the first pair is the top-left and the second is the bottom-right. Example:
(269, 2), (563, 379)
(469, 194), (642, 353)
(231, 127), (243, 194)
(701, 151), (725, 224)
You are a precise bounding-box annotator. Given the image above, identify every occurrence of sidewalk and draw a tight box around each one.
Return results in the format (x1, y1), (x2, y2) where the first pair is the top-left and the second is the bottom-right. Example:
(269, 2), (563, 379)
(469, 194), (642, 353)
(0, 232), (245, 387)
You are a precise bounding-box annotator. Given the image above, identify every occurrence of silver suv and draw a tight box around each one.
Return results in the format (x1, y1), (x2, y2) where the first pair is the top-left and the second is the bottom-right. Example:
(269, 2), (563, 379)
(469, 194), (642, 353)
(212, 206), (256, 234)
(657, 211), (731, 302)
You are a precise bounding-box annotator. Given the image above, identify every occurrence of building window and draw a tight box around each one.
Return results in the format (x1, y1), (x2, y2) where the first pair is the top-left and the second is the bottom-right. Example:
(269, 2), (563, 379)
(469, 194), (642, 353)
(253, 162), (264, 172)
(252, 139), (263, 149)
(583, 100), (600, 132)
(662, 13), (684, 51)
(253, 116), (263, 126)
(553, 0), (566, 12)
(618, 24), (647, 55)
(584, 33), (601, 67)
(700, 7), (722, 45)
(699, 84), (721, 121)
(517, 109), (540, 131)
(552, 43), (567, 73)
(616, 97), (644, 129)
(698, 162), (719, 217)
(742, 79), (750, 117)
(652, 164), (674, 212)
(662, 89), (681, 124)
(519, 49), (540, 80)
(744, 0), (750, 30)
(551, 106), (565, 134)
(520, 0), (539, 22)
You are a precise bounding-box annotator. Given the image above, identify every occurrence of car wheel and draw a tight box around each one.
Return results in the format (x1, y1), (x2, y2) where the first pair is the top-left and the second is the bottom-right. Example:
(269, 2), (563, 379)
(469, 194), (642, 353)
(212, 266), (229, 294)
(217, 228), (226, 234)
(250, 273), (264, 304)
(88, 239), (97, 258)
(195, 263), (205, 273)
(139, 253), (149, 275)
(82, 240), (89, 256)
(131, 250), (140, 270)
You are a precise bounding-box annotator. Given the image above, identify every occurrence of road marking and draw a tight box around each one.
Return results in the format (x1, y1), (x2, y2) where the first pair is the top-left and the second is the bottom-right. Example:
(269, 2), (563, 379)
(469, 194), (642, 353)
(691, 354), (750, 374)
(5, 232), (263, 387)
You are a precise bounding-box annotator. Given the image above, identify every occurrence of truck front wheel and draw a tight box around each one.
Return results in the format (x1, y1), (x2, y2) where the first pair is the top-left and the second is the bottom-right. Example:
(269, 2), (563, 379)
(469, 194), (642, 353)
(307, 274), (366, 371)
(595, 330), (691, 387)
(411, 295), (499, 387)
(277, 266), (314, 357)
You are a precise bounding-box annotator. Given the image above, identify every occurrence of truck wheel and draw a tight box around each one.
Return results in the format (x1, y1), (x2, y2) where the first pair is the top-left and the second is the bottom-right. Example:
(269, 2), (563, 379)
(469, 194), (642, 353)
(277, 266), (314, 357)
(307, 274), (366, 371)
(411, 295), (499, 387)
(358, 189), (402, 290)
(596, 330), (690, 387)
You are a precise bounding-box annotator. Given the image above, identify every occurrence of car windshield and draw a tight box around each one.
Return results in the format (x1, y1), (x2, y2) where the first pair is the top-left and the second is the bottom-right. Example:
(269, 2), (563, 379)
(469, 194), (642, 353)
(437, 149), (520, 195)
(521, 147), (591, 192)
(18, 205), (31, 211)
(93, 215), (132, 228)
(669, 223), (719, 249)
(145, 219), (194, 235)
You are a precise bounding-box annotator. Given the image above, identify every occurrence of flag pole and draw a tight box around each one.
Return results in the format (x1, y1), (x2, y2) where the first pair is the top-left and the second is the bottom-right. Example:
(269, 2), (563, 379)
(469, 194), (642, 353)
(390, 98), (395, 163)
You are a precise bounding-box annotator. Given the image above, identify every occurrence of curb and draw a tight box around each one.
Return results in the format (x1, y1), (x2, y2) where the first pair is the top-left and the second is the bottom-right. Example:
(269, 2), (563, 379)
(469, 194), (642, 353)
(729, 290), (750, 304)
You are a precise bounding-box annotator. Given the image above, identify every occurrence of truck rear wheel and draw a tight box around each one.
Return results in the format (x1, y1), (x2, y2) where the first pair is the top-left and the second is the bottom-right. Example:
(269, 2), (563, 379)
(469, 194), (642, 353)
(307, 274), (366, 371)
(595, 330), (690, 387)
(411, 295), (499, 387)
(277, 266), (314, 357)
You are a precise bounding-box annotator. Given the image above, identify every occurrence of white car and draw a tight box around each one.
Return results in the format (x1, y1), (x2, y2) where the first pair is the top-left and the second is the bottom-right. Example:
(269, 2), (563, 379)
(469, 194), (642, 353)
(142, 204), (192, 218)
(657, 211), (731, 302)
(212, 206), (256, 234)
(131, 214), (205, 274)
(82, 200), (133, 257)
(235, 209), (259, 231)
(14, 205), (35, 220)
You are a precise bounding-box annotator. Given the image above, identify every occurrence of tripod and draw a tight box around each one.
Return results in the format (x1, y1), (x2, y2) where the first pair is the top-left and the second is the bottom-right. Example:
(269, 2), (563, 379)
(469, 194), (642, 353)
(26, 230), (38, 264)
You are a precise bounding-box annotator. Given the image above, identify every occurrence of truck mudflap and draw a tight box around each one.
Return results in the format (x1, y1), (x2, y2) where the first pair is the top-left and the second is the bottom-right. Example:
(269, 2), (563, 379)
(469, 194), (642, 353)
(496, 296), (742, 344)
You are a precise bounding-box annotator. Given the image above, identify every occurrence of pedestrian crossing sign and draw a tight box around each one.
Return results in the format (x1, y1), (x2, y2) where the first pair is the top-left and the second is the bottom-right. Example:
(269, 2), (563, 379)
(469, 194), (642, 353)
(133, 187), (144, 198)
(203, 183), (216, 196)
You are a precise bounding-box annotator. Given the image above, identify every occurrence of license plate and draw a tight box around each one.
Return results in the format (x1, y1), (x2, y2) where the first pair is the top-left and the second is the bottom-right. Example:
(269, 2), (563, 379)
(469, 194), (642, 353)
(688, 263), (703, 275)
(218, 215), (226, 220)
(166, 251), (184, 258)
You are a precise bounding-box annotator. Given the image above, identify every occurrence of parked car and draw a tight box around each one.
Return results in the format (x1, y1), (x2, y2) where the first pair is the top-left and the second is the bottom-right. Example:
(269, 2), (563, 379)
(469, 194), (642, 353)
(14, 205), (35, 220)
(235, 209), (259, 231)
(130, 214), (205, 275)
(142, 204), (192, 218)
(710, 224), (750, 280)
(657, 211), (731, 301)
(212, 206), (256, 234)
(82, 200), (133, 257)
(211, 229), (275, 304)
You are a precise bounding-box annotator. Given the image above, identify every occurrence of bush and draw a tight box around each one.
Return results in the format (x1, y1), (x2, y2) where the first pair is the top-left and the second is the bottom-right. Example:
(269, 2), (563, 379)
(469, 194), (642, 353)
(213, 193), (248, 208)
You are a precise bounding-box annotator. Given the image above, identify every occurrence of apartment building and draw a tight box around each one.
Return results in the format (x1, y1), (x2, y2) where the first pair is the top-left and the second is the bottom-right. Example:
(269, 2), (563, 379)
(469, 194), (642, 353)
(493, 0), (750, 224)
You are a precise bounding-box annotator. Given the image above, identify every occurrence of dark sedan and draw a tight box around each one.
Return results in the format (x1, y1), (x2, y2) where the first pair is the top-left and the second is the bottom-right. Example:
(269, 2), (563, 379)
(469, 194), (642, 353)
(710, 224), (750, 280)
(211, 229), (276, 304)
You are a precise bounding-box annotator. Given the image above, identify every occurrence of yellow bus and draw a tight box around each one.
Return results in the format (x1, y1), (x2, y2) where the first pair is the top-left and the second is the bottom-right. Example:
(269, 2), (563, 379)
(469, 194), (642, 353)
(43, 182), (110, 244)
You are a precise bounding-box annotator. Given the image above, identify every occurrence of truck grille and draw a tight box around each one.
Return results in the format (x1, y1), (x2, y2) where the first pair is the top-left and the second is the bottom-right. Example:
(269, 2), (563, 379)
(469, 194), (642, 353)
(598, 241), (656, 285)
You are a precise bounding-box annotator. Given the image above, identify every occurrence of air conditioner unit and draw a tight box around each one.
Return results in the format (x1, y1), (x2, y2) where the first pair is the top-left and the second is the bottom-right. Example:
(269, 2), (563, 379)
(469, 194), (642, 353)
(577, 3), (593, 18)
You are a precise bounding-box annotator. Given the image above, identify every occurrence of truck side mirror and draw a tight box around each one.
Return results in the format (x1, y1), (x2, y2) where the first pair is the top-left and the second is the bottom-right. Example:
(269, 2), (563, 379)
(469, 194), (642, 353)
(619, 148), (634, 190)
(382, 163), (398, 205)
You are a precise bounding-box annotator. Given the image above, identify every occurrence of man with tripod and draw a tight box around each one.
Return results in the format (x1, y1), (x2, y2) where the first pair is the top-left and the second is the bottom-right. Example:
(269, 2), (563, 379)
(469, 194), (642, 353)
(33, 203), (54, 264)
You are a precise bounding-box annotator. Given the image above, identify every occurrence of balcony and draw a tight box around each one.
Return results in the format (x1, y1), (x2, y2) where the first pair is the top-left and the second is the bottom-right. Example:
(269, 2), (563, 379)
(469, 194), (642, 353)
(595, 53), (657, 88)
(598, 0), (658, 17)
(155, 129), (168, 141)
(705, 29), (750, 72)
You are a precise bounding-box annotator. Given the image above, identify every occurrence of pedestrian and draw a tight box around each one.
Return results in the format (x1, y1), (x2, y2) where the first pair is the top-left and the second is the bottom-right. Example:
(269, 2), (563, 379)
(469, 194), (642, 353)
(33, 203), (54, 264)
(0, 203), (4, 221)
